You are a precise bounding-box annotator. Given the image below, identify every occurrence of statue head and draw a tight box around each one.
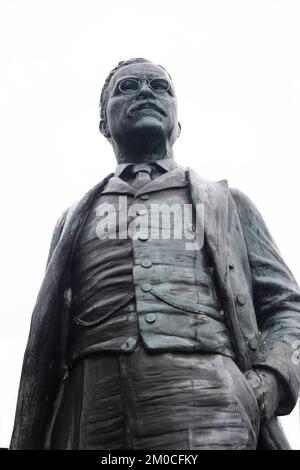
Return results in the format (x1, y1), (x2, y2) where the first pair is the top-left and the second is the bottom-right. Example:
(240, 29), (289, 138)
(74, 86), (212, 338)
(99, 58), (181, 154)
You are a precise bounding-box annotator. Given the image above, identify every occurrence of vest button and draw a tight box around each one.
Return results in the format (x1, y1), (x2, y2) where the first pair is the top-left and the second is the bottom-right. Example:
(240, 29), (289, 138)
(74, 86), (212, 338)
(138, 233), (149, 241)
(141, 283), (152, 292)
(141, 259), (152, 268)
(139, 194), (149, 200)
(145, 313), (157, 323)
(236, 294), (246, 306)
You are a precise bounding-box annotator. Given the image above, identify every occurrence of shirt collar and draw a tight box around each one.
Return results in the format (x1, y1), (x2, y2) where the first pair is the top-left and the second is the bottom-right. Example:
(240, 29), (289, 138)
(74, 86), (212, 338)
(114, 157), (178, 178)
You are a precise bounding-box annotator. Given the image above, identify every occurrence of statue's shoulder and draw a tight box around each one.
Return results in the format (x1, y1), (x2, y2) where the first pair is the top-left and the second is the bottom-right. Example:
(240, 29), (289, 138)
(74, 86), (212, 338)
(53, 174), (112, 236)
(186, 168), (259, 217)
(186, 167), (228, 188)
(62, 172), (114, 222)
(46, 174), (113, 266)
(185, 167), (229, 204)
(228, 187), (260, 217)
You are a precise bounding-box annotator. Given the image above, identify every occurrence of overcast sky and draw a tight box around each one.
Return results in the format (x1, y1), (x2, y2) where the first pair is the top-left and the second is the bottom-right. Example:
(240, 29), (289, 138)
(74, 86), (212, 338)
(0, 0), (299, 449)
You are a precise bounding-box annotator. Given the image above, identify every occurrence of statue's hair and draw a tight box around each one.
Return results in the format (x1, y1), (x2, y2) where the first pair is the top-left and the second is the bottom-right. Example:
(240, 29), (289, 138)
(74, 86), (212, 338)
(99, 58), (172, 135)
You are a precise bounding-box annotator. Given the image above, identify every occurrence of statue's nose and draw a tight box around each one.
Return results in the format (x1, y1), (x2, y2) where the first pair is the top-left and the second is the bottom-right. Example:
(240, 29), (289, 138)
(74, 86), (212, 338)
(136, 80), (155, 100)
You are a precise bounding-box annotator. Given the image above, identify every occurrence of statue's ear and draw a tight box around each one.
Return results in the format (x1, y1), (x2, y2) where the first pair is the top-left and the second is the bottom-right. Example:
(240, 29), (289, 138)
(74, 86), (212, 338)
(177, 122), (182, 138)
(99, 119), (111, 139)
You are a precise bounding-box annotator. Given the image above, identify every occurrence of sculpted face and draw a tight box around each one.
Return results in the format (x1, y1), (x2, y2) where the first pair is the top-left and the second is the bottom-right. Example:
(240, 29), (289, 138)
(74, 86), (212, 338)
(104, 62), (180, 147)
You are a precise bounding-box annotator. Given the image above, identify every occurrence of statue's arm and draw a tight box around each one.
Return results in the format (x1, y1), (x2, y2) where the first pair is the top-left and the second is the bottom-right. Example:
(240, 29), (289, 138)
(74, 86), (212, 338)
(46, 208), (69, 268)
(231, 188), (300, 416)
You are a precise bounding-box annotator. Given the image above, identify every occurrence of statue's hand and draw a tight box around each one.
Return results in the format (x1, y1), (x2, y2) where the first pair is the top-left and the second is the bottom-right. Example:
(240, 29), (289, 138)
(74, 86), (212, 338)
(244, 368), (280, 421)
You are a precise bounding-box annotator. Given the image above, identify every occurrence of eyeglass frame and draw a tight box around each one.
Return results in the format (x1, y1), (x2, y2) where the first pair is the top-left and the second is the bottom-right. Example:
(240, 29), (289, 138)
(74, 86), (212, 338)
(117, 77), (174, 95)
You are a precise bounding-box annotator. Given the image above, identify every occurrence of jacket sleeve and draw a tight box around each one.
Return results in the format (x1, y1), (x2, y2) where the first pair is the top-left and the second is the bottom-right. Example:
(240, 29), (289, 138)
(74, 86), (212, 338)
(231, 188), (300, 415)
(10, 209), (69, 449)
(46, 209), (69, 268)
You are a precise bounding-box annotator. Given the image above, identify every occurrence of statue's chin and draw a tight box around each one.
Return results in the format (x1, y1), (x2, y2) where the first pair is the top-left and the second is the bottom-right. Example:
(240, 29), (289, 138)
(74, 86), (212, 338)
(128, 114), (164, 132)
(111, 118), (172, 158)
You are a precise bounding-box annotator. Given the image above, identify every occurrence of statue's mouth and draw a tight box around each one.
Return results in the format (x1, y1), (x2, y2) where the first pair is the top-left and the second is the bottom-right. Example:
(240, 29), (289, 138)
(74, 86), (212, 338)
(128, 101), (167, 117)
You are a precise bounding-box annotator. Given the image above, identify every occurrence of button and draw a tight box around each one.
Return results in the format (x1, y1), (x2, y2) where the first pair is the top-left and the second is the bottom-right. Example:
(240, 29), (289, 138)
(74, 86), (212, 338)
(229, 262), (234, 270)
(138, 233), (149, 241)
(141, 283), (152, 292)
(141, 259), (152, 268)
(145, 313), (157, 323)
(139, 194), (149, 200)
(249, 337), (259, 351)
(236, 294), (246, 306)
(137, 209), (147, 216)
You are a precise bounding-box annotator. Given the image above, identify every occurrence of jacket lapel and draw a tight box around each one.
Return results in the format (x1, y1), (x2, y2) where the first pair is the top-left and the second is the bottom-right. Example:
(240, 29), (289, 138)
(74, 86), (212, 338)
(186, 167), (229, 287)
(187, 168), (250, 370)
(47, 174), (114, 271)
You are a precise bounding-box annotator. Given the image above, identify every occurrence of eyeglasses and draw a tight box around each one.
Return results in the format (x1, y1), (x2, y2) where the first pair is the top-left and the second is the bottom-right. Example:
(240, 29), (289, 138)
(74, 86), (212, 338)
(118, 78), (172, 95)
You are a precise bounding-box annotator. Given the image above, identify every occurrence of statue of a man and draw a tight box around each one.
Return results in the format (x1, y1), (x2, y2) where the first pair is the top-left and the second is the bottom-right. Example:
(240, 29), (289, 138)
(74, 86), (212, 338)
(11, 58), (300, 450)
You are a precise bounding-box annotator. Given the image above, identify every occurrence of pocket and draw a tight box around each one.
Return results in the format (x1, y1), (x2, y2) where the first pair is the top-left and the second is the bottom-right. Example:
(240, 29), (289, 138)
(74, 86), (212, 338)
(241, 370), (265, 416)
(149, 286), (224, 322)
(223, 358), (260, 415)
(73, 292), (135, 327)
(242, 373), (261, 412)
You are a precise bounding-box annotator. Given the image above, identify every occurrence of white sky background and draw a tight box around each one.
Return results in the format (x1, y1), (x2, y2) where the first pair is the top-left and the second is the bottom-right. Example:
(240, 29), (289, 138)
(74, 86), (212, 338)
(0, 0), (300, 449)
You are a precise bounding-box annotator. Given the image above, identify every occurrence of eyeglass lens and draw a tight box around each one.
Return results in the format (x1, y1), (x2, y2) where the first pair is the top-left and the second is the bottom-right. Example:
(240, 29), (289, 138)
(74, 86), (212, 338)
(119, 78), (170, 94)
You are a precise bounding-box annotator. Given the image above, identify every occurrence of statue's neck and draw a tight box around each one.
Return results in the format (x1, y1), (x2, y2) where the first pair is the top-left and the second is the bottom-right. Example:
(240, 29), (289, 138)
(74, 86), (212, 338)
(112, 137), (174, 164)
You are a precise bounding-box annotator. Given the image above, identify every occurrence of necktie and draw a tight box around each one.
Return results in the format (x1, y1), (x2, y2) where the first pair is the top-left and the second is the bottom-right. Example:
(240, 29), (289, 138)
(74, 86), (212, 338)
(130, 163), (153, 190)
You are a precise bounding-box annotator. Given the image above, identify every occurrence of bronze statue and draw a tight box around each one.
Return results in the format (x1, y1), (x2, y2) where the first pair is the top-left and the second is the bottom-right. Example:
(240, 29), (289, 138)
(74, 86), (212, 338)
(10, 58), (300, 449)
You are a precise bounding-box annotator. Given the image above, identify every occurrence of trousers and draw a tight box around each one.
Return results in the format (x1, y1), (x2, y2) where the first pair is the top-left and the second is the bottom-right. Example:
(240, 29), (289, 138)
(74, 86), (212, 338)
(51, 346), (260, 450)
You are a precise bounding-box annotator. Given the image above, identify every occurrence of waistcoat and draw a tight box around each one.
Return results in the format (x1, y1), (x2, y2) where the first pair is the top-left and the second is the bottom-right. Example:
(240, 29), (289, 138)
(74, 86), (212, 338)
(68, 166), (235, 364)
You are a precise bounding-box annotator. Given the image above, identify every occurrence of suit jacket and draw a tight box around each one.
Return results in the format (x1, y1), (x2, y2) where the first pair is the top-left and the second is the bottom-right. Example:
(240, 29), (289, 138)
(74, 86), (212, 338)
(10, 168), (300, 449)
